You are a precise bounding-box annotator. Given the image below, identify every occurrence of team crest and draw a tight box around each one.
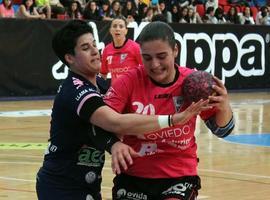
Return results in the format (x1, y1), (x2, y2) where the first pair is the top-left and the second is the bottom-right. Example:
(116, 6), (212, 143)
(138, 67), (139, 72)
(173, 96), (184, 112)
(120, 53), (127, 63)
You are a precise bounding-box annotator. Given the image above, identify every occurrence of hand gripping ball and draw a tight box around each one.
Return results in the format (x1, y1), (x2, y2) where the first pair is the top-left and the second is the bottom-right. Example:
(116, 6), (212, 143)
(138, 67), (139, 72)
(182, 71), (216, 105)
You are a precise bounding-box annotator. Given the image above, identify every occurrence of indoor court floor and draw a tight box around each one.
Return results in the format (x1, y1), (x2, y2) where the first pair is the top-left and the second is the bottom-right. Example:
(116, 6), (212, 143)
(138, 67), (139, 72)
(0, 91), (269, 200)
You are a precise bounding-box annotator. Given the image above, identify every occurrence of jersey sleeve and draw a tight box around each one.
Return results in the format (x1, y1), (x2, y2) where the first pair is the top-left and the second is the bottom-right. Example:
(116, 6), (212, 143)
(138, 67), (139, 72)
(100, 46), (109, 75)
(103, 73), (133, 113)
(63, 77), (106, 122)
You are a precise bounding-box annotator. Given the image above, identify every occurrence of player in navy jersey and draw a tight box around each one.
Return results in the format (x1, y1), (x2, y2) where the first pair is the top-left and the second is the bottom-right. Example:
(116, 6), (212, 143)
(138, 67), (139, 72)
(104, 21), (235, 200)
(36, 20), (211, 200)
(100, 16), (142, 84)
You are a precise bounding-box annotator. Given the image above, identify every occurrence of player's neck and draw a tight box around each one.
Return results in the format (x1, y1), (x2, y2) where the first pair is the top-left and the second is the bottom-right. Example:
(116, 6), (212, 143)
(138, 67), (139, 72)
(113, 38), (127, 48)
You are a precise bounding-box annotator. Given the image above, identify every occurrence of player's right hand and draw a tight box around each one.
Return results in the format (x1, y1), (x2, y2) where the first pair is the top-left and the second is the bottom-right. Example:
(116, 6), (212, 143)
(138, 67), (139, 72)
(111, 142), (140, 175)
(173, 99), (212, 125)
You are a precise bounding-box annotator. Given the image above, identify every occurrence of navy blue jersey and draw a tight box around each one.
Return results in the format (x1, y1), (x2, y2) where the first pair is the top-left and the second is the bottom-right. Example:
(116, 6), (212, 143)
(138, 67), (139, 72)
(37, 71), (112, 199)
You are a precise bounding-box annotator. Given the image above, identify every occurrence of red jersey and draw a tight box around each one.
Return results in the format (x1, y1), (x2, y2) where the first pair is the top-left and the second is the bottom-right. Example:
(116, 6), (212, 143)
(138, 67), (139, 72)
(104, 65), (216, 178)
(100, 39), (142, 83)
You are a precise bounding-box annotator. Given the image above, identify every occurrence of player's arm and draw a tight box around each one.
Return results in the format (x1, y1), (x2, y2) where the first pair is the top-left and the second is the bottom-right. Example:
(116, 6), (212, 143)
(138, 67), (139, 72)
(205, 76), (234, 138)
(90, 99), (211, 136)
(77, 94), (140, 174)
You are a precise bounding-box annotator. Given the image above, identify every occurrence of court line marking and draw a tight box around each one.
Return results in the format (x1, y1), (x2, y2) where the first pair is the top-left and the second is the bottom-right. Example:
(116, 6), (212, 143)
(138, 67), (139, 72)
(0, 161), (41, 165)
(0, 157), (270, 180)
(0, 143), (48, 150)
(0, 154), (42, 158)
(0, 109), (51, 117)
(198, 169), (270, 179)
(221, 138), (270, 148)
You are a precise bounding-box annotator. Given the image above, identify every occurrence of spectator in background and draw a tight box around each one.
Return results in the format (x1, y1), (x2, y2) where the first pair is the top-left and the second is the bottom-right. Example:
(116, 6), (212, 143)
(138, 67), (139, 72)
(152, 13), (168, 22)
(0, 0), (15, 18)
(187, 6), (202, 23)
(203, 6), (217, 23)
(35, 0), (52, 18)
(240, 6), (255, 24)
(16, 0), (46, 19)
(65, 0), (82, 19)
(256, 6), (270, 25)
(159, 0), (172, 23)
(83, 1), (101, 21)
(171, 3), (180, 22)
(137, 1), (148, 22)
(226, 6), (240, 24)
(100, 16), (142, 84)
(110, 0), (122, 18)
(49, 0), (65, 18)
(179, 6), (188, 23)
(214, 6), (227, 24)
(122, 0), (138, 23)
(99, 0), (113, 21)
(142, 6), (154, 22)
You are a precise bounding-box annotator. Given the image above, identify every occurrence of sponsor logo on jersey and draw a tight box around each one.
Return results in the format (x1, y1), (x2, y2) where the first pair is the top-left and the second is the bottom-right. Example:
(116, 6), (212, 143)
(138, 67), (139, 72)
(138, 143), (165, 156)
(77, 146), (105, 167)
(72, 77), (84, 89)
(120, 53), (128, 63)
(110, 66), (129, 74)
(145, 125), (191, 140)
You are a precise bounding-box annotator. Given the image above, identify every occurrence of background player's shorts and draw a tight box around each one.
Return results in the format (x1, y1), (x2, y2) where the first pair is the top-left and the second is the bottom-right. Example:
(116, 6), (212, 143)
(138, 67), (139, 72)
(112, 174), (201, 200)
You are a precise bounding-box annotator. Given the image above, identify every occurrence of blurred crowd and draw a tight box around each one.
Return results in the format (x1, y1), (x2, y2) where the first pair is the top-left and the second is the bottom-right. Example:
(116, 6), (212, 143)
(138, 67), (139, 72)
(1, 0), (270, 25)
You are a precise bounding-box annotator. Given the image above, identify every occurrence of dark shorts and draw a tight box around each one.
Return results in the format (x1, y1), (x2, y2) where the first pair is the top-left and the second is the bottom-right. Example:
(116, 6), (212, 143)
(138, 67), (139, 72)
(36, 169), (102, 200)
(112, 174), (201, 200)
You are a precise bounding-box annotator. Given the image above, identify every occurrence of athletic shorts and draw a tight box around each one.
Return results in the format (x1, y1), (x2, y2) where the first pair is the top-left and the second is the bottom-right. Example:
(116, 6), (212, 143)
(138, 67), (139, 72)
(112, 174), (201, 200)
(36, 171), (102, 200)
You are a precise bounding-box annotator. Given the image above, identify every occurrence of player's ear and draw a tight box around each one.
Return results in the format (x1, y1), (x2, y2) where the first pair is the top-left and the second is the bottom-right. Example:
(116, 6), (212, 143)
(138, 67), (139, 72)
(173, 44), (179, 58)
(65, 54), (74, 65)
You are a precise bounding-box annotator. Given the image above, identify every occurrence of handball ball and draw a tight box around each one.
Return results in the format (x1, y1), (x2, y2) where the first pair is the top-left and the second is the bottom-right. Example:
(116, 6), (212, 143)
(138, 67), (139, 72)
(182, 71), (216, 105)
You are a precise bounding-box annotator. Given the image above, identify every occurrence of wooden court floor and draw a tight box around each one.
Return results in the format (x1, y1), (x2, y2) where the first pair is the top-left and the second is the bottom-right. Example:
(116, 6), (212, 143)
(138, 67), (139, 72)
(0, 91), (270, 200)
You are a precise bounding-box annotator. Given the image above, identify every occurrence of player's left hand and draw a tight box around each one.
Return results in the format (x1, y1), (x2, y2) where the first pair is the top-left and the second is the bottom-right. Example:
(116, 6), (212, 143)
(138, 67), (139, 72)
(208, 76), (230, 111)
(111, 142), (140, 175)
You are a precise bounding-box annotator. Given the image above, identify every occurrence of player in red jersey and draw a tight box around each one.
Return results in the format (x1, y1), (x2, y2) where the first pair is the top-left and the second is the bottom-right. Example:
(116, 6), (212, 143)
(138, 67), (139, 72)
(100, 16), (142, 84)
(104, 21), (235, 200)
